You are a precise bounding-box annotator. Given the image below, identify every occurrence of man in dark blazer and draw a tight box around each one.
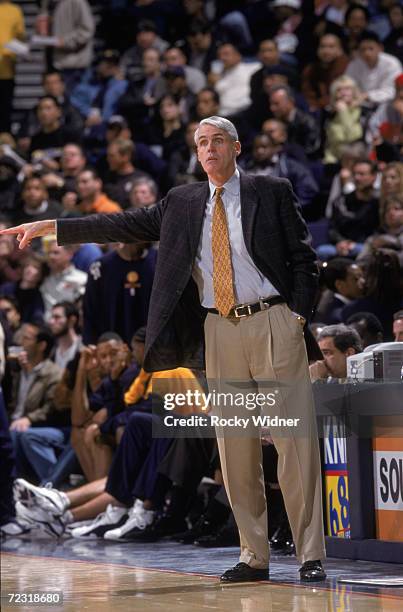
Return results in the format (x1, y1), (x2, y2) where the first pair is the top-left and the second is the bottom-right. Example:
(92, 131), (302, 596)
(2, 116), (326, 583)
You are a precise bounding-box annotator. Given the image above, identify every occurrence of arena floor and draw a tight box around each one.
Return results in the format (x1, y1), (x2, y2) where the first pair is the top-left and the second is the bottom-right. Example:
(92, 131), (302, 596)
(2, 539), (403, 611)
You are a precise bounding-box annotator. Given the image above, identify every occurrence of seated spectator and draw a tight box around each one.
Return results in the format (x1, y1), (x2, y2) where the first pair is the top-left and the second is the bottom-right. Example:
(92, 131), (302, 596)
(70, 332), (137, 481)
(309, 324), (362, 382)
(269, 85), (321, 158)
(358, 194), (403, 266)
(0, 254), (46, 324)
(166, 121), (205, 187)
(393, 310), (403, 341)
(145, 95), (186, 161)
(104, 139), (150, 209)
(70, 50), (128, 143)
(261, 118), (308, 164)
(83, 242), (157, 345)
(41, 143), (87, 202)
(40, 240), (87, 319)
(75, 169), (121, 215)
(12, 177), (62, 227)
(120, 19), (169, 83)
(0, 295), (22, 340)
(315, 258), (365, 324)
(317, 159), (380, 260)
(0, 215), (26, 285)
(325, 142), (368, 218)
(117, 48), (166, 138)
(242, 133), (318, 208)
(7, 323), (63, 478)
(379, 162), (403, 216)
(193, 87), (220, 120)
(0, 155), (21, 217)
(343, 248), (402, 340)
(324, 75), (364, 164)
(211, 43), (260, 117)
(346, 312), (384, 348)
(48, 301), (81, 370)
(29, 96), (82, 165)
(301, 33), (349, 112)
(17, 71), (84, 155)
(345, 31), (402, 106)
(343, 3), (370, 57)
(162, 66), (195, 124)
(129, 177), (158, 210)
(383, 3), (403, 63)
(186, 19), (217, 74)
(250, 39), (291, 107)
(163, 45), (206, 95)
(367, 74), (403, 150)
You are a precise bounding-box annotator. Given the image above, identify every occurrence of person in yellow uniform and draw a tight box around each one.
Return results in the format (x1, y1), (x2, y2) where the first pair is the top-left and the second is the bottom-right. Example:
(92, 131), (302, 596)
(0, 0), (25, 132)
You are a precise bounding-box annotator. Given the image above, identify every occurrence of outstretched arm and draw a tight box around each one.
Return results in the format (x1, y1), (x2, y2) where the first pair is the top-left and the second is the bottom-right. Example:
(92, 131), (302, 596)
(0, 202), (164, 250)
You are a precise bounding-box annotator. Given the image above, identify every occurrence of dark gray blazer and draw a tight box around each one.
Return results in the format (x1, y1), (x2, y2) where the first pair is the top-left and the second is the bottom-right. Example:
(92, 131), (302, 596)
(57, 173), (319, 371)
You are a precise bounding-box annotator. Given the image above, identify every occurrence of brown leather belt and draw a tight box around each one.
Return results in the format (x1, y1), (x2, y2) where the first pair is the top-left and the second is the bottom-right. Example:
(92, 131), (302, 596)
(207, 296), (285, 318)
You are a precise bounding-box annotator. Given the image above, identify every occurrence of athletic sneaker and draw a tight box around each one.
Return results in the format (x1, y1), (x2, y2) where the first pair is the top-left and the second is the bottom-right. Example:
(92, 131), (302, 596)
(15, 501), (67, 537)
(65, 519), (94, 534)
(0, 517), (32, 538)
(104, 500), (155, 541)
(70, 505), (128, 539)
(14, 479), (69, 516)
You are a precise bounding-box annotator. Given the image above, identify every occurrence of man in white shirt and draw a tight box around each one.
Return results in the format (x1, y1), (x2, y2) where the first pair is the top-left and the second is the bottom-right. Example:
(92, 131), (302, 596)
(40, 240), (87, 319)
(346, 31), (402, 105)
(212, 43), (260, 117)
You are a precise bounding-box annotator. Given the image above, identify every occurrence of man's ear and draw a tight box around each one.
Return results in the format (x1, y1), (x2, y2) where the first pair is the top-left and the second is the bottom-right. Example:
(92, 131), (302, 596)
(234, 140), (241, 157)
(345, 347), (356, 358)
(334, 279), (343, 294)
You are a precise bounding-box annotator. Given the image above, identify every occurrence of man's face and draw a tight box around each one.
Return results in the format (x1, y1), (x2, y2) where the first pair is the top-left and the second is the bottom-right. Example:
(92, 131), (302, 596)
(269, 90), (293, 120)
(218, 45), (240, 69)
(47, 243), (72, 273)
(346, 9), (368, 35)
(262, 119), (287, 144)
(393, 318), (403, 342)
(318, 336), (350, 378)
(49, 306), (69, 338)
(130, 184), (155, 208)
(22, 179), (47, 208)
(336, 264), (365, 299)
(77, 171), (100, 200)
(0, 298), (20, 328)
(188, 31), (211, 52)
(107, 144), (124, 172)
(318, 35), (343, 63)
(62, 145), (85, 174)
(21, 324), (41, 361)
(359, 41), (381, 68)
(353, 163), (375, 191)
(253, 135), (272, 163)
(43, 74), (65, 98)
(142, 49), (160, 74)
(97, 339), (122, 376)
(164, 48), (185, 66)
(382, 167), (401, 194)
(196, 124), (240, 178)
(37, 99), (61, 127)
(196, 91), (219, 118)
(137, 30), (156, 50)
(259, 40), (279, 65)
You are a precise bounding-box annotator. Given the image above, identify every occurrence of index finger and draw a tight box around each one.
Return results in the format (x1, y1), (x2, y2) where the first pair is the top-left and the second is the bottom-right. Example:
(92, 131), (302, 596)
(0, 226), (23, 235)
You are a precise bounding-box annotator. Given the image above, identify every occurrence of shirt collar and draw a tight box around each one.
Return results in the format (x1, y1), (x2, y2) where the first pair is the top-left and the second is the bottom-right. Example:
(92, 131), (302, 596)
(208, 167), (240, 201)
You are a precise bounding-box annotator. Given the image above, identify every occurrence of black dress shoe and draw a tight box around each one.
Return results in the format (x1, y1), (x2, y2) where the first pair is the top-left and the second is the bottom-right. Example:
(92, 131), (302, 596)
(172, 515), (217, 544)
(220, 562), (269, 583)
(299, 560), (326, 582)
(194, 523), (239, 547)
(127, 514), (187, 542)
(269, 524), (295, 556)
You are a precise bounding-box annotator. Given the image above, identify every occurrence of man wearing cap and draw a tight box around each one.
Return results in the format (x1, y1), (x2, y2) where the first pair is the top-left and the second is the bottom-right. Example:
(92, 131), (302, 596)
(1, 115), (326, 584)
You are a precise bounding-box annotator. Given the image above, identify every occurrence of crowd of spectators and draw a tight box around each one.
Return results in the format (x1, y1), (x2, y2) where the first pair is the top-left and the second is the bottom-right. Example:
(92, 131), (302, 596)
(0, 0), (402, 549)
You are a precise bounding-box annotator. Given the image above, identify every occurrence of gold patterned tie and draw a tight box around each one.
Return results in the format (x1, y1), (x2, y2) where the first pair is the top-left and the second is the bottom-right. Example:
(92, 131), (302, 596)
(212, 187), (236, 316)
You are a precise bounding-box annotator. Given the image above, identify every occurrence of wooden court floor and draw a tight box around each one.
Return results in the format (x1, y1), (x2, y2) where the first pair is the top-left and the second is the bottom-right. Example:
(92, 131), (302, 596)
(2, 551), (403, 612)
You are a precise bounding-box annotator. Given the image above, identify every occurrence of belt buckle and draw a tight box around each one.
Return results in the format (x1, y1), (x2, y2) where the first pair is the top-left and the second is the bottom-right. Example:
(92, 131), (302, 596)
(234, 304), (252, 318)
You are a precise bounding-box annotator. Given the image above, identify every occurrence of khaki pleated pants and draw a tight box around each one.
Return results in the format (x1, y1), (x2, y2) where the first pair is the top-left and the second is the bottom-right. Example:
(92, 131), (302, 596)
(204, 303), (326, 568)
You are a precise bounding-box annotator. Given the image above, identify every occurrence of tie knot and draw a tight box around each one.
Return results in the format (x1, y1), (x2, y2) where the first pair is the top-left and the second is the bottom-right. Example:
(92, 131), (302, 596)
(215, 187), (224, 199)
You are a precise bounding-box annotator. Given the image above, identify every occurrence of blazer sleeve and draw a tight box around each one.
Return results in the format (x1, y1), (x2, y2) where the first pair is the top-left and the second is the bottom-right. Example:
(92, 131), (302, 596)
(278, 180), (319, 318)
(56, 199), (164, 246)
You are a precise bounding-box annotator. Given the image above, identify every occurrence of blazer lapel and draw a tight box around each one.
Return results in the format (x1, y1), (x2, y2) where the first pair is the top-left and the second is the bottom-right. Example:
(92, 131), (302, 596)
(240, 173), (260, 258)
(187, 182), (209, 261)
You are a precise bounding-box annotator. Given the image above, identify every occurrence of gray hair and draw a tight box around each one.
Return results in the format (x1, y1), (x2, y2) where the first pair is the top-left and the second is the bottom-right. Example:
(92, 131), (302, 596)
(194, 116), (239, 145)
(131, 176), (158, 197)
